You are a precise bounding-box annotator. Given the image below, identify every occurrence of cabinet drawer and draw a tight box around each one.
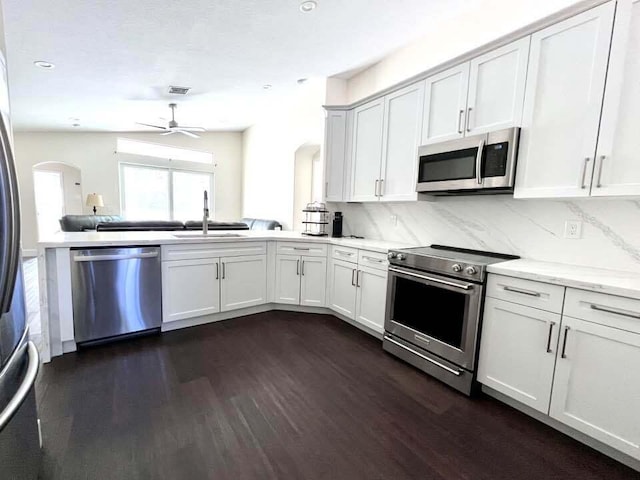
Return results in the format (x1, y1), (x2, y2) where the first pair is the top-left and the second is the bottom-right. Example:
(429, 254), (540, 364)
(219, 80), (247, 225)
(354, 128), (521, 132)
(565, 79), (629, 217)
(276, 241), (327, 257)
(357, 250), (389, 271)
(330, 245), (358, 263)
(564, 288), (640, 335)
(162, 242), (266, 261)
(487, 274), (565, 313)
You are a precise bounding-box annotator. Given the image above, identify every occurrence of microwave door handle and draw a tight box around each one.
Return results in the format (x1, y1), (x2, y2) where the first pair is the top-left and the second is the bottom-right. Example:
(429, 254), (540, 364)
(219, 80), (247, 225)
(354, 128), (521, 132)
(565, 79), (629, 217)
(475, 139), (485, 185)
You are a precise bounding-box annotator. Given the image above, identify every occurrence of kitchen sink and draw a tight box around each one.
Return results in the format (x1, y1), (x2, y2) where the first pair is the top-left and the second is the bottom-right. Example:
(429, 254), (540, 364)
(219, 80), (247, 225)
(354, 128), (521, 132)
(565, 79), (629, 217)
(172, 233), (247, 239)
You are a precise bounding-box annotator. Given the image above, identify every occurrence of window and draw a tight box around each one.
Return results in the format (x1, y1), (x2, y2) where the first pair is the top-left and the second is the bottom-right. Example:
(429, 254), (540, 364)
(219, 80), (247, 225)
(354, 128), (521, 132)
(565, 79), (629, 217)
(116, 138), (213, 164)
(120, 163), (214, 221)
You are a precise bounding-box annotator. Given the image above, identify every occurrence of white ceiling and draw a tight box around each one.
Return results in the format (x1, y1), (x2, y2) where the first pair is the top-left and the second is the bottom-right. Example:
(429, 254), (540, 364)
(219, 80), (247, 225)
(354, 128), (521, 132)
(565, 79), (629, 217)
(2, 0), (474, 132)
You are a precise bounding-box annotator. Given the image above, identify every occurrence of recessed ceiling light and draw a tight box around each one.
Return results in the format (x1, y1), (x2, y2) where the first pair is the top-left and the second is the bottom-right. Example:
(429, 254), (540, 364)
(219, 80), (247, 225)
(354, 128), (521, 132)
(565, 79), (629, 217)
(72, 123), (80, 128)
(34, 60), (55, 69)
(299, 1), (317, 13)
(297, 78), (308, 85)
(262, 84), (272, 90)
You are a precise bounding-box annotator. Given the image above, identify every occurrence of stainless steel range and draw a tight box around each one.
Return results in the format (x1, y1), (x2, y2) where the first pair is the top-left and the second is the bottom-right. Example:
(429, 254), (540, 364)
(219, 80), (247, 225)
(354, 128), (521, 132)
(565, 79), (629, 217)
(383, 245), (518, 395)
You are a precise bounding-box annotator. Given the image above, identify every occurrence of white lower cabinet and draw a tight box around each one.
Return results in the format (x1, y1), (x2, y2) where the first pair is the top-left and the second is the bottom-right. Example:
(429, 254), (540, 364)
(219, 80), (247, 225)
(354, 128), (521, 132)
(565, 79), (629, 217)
(327, 259), (357, 319)
(162, 258), (221, 323)
(480, 276), (640, 463)
(275, 254), (327, 307)
(354, 265), (387, 333)
(478, 297), (560, 413)
(220, 255), (267, 312)
(549, 314), (640, 460)
(327, 253), (388, 334)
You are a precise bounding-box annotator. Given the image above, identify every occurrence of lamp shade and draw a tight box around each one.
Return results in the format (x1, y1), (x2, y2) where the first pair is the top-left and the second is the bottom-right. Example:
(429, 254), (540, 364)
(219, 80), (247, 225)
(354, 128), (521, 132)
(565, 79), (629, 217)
(86, 193), (104, 208)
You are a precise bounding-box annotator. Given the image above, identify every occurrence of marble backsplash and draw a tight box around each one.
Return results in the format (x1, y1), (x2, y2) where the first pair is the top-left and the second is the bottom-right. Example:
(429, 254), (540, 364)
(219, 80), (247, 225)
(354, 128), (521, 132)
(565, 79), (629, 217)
(328, 197), (640, 273)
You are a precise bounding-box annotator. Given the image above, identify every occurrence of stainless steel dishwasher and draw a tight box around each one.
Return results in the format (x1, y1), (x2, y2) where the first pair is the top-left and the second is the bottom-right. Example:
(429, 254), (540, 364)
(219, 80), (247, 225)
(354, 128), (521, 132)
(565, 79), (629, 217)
(70, 246), (161, 345)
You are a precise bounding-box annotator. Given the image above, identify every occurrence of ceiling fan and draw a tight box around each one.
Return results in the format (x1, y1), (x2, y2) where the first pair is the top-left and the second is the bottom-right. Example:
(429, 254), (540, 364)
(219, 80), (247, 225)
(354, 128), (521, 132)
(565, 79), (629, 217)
(136, 103), (205, 138)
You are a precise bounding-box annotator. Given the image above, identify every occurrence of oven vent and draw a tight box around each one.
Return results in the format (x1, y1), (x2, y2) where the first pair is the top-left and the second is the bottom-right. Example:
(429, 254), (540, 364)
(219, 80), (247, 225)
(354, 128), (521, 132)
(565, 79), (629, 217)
(168, 85), (191, 95)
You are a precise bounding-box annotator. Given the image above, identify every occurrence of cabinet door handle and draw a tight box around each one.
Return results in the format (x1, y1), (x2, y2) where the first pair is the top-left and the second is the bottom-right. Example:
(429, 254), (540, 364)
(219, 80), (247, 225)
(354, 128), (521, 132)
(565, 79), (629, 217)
(580, 157), (590, 189)
(222, 262), (226, 280)
(590, 304), (640, 320)
(325, 181), (328, 197)
(561, 326), (570, 359)
(356, 270), (361, 288)
(379, 179), (384, 197)
(363, 256), (384, 263)
(216, 262), (219, 280)
(301, 260), (305, 276)
(596, 155), (605, 188)
(351, 269), (356, 286)
(375, 179), (380, 197)
(457, 109), (464, 134)
(296, 259), (300, 276)
(503, 285), (541, 297)
(546, 321), (556, 353)
(466, 107), (473, 132)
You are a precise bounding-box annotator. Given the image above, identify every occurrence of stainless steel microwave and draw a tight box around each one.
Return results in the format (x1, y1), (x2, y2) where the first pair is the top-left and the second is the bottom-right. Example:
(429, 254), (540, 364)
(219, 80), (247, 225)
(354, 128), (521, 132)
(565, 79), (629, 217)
(416, 127), (520, 195)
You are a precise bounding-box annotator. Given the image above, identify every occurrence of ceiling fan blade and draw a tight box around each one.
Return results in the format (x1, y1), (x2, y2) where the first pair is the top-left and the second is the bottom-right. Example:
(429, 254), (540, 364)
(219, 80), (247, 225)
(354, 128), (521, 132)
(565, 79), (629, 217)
(177, 126), (206, 132)
(160, 131), (176, 136)
(177, 130), (200, 139)
(136, 122), (167, 130)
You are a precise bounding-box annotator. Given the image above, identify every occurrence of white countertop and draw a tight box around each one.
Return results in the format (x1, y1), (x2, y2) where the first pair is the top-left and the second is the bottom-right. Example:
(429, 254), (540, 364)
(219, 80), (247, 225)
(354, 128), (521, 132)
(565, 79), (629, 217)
(488, 259), (640, 300)
(37, 230), (414, 254)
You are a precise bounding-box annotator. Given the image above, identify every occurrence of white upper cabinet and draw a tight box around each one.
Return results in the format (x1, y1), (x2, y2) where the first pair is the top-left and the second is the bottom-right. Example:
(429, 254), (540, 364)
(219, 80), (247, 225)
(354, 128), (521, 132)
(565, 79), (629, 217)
(324, 110), (348, 202)
(515, 2), (616, 198)
(467, 37), (530, 135)
(379, 82), (425, 201)
(220, 255), (267, 312)
(593, 0), (640, 197)
(350, 98), (385, 202)
(421, 63), (470, 145)
(550, 314), (640, 461)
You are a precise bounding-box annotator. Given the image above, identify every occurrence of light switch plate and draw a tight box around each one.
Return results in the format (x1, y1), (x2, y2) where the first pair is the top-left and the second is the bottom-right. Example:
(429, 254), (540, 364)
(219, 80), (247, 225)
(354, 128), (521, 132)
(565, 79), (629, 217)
(564, 220), (583, 239)
(390, 215), (398, 227)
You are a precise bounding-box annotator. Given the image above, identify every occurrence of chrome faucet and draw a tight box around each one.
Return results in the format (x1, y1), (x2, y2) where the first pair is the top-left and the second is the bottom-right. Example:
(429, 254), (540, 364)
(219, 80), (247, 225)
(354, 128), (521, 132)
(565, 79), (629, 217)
(203, 190), (209, 234)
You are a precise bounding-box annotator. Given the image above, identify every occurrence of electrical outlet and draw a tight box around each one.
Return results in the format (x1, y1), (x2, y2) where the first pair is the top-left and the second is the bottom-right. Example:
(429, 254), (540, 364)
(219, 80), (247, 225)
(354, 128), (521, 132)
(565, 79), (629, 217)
(390, 214), (398, 227)
(564, 220), (583, 239)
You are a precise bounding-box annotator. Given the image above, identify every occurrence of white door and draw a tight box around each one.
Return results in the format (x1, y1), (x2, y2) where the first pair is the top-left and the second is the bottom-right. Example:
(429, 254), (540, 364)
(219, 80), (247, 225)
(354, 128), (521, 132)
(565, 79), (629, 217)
(300, 256), (327, 307)
(477, 298), (561, 414)
(162, 258), (220, 323)
(327, 259), (357, 319)
(592, 0), (640, 197)
(467, 37), (530, 135)
(379, 82), (424, 202)
(350, 98), (385, 202)
(515, 2), (615, 198)
(550, 315), (640, 460)
(421, 63), (470, 145)
(324, 110), (348, 202)
(220, 255), (267, 312)
(354, 265), (387, 333)
(274, 255), (301, 305)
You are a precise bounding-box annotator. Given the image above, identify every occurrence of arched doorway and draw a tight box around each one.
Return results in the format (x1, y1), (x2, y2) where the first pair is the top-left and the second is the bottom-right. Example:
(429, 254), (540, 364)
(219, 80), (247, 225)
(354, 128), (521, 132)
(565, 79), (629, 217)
(32, 162), (83, 238)
(293, 144), (321, 231)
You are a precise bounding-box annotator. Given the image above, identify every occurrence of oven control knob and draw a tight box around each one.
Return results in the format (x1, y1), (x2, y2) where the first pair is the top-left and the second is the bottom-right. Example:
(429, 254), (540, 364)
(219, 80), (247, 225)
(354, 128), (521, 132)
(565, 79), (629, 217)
(387, 252), (397, 259)
(452, 263), (463, 272)
(465, 266), (478, 275)
(397, 253), (407, 261)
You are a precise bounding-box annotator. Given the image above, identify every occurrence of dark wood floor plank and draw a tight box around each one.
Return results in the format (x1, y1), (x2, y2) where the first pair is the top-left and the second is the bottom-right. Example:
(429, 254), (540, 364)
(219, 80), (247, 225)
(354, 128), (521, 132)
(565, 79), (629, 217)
(35, 311), (638, 480)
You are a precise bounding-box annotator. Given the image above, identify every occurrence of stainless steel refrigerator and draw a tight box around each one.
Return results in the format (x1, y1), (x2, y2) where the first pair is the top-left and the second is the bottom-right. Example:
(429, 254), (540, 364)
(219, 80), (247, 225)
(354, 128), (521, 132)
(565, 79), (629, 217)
(0, 47), (41, 478)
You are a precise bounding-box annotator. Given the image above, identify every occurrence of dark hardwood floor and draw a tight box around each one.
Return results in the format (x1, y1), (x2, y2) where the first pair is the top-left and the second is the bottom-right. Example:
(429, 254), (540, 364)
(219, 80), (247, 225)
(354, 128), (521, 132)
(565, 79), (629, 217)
(36, 311), (637, 480)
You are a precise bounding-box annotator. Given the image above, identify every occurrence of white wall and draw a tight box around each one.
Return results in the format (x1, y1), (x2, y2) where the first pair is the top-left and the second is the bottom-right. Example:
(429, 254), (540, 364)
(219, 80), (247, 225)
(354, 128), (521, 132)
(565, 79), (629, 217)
(242, 79), (326, 230)
(342, 0), (580, 103)
(330, 198), (640, 273)
(14, 131), (243, 252)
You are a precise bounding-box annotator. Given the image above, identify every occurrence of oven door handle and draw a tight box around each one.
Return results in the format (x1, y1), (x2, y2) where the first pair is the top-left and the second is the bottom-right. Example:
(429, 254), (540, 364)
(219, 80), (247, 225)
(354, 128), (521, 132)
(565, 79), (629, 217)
(389, 267), (473, 291)
(384, 335), (463, 376)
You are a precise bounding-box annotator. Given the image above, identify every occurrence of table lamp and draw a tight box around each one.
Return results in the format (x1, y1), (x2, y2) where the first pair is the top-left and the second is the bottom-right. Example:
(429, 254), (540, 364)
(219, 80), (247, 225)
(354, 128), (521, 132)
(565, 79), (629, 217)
(86, 193), (104, 215)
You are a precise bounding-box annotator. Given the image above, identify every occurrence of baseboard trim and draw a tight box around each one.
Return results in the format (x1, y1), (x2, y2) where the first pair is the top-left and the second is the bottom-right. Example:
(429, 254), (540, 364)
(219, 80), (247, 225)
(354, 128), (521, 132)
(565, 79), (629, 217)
(482, 385), (640, 472)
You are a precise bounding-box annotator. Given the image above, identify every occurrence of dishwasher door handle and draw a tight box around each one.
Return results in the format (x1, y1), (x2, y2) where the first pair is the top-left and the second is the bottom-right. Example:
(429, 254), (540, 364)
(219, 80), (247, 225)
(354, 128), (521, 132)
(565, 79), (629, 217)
(73, 252), (159, 262)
